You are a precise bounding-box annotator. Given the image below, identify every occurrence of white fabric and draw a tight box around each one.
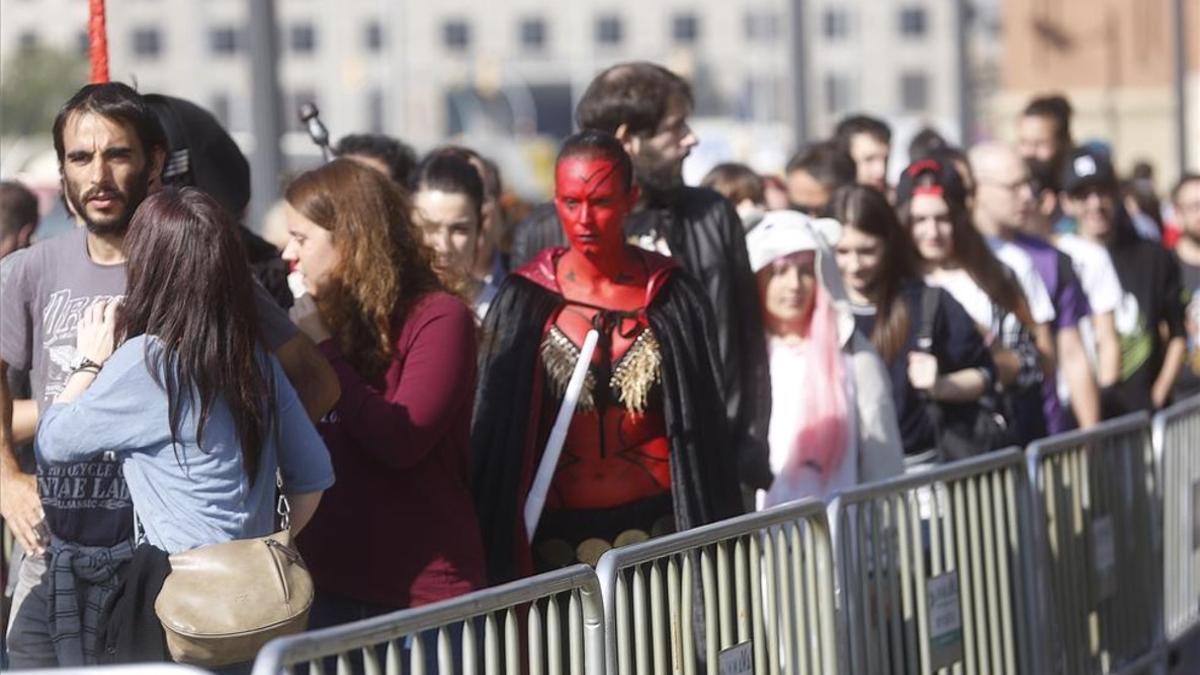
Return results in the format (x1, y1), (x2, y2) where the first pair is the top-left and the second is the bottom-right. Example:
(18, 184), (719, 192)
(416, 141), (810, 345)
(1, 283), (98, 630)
(989, 237), (1056, 324)
(745, 211), (843, 273)
(757, 333), (903, 508)
(1054, 233), (1123, 315)
(1053, 233), (1124, 403)
(925, 267), (995, 330)
(752, 211), (904, 509)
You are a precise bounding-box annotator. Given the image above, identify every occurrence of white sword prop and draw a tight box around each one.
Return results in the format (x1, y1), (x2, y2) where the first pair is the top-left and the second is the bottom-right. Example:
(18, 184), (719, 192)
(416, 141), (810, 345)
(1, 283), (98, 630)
(524, 328), (600, 540)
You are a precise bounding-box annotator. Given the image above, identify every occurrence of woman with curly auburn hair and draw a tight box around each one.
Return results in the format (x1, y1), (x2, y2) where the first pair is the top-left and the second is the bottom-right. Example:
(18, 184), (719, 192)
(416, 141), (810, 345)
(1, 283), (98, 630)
(281, 159), (485, 627)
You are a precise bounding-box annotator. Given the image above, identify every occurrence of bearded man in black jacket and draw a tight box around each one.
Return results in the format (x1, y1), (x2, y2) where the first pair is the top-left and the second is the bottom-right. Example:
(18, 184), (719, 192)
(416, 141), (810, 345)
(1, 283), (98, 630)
(512, 62), (772, 494)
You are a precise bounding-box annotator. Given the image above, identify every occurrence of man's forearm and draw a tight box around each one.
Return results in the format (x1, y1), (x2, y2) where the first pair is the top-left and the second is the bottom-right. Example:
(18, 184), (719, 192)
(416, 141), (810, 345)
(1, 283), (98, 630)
(0, 361), (17, 477)
(11, 399), (37, 445)
(1153, 336), (1187, 407)
(1059, 328), (1100, 427)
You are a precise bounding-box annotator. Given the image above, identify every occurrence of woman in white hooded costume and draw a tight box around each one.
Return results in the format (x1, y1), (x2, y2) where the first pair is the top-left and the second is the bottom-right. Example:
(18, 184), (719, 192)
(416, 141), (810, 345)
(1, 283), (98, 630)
(746, 211), (904, 507)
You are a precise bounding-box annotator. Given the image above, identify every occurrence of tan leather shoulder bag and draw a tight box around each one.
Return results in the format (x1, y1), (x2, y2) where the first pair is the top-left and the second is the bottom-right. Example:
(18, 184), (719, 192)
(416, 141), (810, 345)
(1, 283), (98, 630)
(148, 477), (313, 667)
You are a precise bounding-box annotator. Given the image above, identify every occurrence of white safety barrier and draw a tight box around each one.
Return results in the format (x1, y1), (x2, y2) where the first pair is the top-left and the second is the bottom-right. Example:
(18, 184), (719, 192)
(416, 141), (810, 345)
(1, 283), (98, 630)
(829, 448), (1038, 675)
(1153, 395), (1200, 651)
(594, 500), (837, 675)
(251, 564), (604, 675)
(1026, 412), (1162, 675)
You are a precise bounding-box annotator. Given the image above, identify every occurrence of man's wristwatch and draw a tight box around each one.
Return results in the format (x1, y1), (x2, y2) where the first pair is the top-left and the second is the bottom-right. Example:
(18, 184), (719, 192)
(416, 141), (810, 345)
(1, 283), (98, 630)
(68, 353), (103, 373)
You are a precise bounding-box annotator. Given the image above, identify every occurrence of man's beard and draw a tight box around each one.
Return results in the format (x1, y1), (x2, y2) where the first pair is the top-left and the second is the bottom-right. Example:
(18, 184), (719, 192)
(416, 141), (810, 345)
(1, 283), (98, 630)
(64, 165), (151, 237)
(632, 151), (684, 204)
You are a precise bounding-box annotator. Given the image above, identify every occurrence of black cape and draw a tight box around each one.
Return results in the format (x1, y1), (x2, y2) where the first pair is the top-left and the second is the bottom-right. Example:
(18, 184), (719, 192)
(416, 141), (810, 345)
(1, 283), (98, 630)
(471, 260), (745, 584)
(511, 186), (772, 491)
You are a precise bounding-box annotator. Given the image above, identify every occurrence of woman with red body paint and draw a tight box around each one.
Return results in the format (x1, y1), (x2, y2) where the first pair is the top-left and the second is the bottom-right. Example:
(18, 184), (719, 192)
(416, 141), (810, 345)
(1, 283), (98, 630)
(471, 132), (743, 583)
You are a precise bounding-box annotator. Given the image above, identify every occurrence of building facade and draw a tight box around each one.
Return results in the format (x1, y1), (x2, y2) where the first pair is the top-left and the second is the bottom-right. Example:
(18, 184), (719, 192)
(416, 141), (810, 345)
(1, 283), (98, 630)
(1, 0), (972, 184)
(996, 0), (1199, 186)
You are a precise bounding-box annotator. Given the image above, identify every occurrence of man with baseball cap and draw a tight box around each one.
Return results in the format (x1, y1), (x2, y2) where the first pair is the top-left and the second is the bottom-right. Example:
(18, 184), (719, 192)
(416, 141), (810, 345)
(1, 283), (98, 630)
(1060, 146), (1186, 415)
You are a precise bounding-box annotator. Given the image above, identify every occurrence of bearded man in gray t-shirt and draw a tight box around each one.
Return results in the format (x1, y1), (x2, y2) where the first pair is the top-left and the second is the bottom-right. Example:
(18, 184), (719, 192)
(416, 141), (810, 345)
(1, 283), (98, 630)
(0, 82), (340, 667)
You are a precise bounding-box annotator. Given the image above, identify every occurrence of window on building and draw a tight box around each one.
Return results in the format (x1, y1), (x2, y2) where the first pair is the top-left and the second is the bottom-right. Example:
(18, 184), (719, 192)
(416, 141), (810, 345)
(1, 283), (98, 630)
(210, 93), (231, 129)
(900, 71), (929, 111)
(672, 13), (699, 44)
(520, 17), (546, 51)
(132, 27), (162, 57)
(741, 75), (784, 122)
(365, 20), (384, 52)
(443, 20), (470, 52)
(18, 31), (38, 51)
(822, 8), (850, 40)
(366, 88), (385, 133)
(899, 7), (927, 37)
(744, 10), (780, 43)
(290, 23), (316, 54)
(823, 73), (854, 115)
(595, 15), (623, 46)
(209, 26), (239, 56)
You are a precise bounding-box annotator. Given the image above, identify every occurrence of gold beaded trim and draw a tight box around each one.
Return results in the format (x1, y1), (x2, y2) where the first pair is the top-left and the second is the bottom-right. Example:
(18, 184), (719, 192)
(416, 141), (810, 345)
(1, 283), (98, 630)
(540, 326), (662, 414)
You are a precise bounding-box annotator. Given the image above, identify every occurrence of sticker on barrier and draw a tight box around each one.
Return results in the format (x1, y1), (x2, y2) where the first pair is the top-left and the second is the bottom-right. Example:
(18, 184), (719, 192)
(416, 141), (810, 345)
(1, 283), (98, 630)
(1091, 515), (1116, 600)
(718, 641), (753, 675)
(927, 571), (963, 669)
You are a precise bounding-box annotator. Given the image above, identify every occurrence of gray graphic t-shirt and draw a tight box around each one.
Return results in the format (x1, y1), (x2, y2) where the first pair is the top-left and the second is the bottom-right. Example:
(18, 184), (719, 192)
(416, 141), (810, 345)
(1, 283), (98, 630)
(0, 227), (297, 546)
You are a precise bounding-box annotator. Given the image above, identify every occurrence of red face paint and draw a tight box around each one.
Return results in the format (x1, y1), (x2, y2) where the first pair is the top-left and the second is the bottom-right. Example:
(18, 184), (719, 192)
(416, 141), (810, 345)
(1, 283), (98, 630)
(554, 156), (632, 262)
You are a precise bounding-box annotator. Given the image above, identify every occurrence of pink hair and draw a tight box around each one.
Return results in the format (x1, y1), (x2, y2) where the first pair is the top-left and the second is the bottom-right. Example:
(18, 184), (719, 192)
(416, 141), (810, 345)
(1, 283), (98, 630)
(778, 280), (850, 485)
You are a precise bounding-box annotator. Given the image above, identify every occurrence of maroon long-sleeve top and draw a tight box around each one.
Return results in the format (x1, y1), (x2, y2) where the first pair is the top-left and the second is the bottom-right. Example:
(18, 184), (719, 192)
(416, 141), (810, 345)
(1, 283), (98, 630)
(297, 292), (486, 608)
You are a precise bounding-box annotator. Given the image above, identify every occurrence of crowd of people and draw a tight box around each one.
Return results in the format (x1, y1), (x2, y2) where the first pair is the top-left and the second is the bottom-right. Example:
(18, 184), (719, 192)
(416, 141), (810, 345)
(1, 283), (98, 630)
(0, 60), (1197, 669)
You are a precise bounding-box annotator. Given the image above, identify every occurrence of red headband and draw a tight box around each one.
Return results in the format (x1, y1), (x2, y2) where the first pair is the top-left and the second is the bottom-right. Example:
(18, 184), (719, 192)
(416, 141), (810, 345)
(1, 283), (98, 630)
(905, 158), (943, 178)
(912, 185), (944, 197)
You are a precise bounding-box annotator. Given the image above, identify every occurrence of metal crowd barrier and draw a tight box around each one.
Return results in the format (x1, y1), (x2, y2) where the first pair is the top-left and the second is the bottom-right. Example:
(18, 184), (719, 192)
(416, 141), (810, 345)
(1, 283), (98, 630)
(593, 499), (837, 675)
(1026, 412), (1162, 675)
(1153, 395), (1200, 651)
(251, 564), (605, 675)
(19, 662), (212, 667)
(829, 448), (1038, 675)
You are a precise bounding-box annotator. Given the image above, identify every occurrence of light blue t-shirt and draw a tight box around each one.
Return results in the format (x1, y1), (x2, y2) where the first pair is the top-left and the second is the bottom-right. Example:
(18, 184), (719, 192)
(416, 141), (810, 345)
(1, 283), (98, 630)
(35, 335), (335, 555)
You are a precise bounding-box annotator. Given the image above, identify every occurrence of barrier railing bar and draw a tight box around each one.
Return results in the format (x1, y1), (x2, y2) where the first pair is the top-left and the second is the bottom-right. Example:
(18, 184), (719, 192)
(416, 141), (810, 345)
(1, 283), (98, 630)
(1025, 411), (1166, 675)
(1025, 411), (1149, 456)
(1152, 395), (1200, 648)
(251, 564), (604, 675)
(595, 498), (835, 675)
(835, 450), (1025, 505)
(831, 447), (1042, 675)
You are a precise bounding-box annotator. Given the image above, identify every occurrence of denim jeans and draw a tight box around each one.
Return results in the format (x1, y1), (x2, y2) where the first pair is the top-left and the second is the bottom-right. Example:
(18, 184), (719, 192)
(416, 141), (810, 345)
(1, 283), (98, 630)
(4, 552), (55, 669)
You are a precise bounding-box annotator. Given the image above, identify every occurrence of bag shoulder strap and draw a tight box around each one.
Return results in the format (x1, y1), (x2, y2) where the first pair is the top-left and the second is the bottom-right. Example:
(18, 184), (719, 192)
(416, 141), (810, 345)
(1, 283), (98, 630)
(276, 469), (291, 532)
(916, 285), (941, 352)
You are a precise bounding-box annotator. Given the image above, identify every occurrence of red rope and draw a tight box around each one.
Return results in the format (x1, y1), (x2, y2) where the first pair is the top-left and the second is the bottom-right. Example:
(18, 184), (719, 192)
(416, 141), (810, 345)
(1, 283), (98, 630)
(88, 0), (109, 83)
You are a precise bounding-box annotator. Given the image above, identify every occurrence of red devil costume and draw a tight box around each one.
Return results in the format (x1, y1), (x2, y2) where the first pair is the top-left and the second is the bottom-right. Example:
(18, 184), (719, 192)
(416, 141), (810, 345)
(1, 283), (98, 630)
(471, 141), (744, 583)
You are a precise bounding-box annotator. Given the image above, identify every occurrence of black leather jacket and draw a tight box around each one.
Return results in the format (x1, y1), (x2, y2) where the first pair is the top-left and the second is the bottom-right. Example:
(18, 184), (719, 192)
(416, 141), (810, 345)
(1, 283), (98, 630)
(512, 187), (773, 490)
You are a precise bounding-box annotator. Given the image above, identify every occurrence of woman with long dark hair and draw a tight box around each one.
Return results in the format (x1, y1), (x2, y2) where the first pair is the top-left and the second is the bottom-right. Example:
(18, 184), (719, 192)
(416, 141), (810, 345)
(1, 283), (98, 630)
(282, 159), (485, 625)
(36, 187), (332, 553)
(895, 159), (1047, 445)
(409, 150), (486, 310)
(830, 184), (996, 461)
